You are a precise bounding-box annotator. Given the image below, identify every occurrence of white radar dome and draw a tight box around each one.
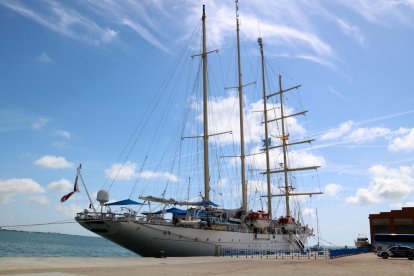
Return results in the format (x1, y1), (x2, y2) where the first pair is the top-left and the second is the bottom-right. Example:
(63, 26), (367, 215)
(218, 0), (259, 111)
(97, 189), (109, 205)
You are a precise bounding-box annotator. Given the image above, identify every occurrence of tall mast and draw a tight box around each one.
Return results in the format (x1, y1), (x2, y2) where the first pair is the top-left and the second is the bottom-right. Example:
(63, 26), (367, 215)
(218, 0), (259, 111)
(258, 37), (272, 218)
(202, 5), (210, 201)
(278, 75), (291, 216)
(235, 0), (247, 212)
(263, 76), (322, 216)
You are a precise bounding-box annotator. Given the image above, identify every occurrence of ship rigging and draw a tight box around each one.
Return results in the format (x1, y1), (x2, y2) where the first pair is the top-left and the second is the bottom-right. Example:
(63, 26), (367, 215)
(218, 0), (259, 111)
(75, 2), (323, 257)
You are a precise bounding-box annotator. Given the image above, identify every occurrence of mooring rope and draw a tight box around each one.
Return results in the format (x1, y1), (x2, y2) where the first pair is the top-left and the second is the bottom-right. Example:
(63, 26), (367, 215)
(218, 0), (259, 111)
(0, 220), (77, 228)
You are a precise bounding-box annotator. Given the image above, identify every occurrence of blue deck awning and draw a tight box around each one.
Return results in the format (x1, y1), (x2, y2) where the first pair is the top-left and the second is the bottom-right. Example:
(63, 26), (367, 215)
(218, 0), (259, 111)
(166, 207), (187, 215)
(142, 207), (188, 215)
(195, 199), (219, 207)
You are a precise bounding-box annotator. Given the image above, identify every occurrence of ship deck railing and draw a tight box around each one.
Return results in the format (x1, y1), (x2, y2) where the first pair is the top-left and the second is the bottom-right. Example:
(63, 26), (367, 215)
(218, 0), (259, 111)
(221, 248), (330, 259)
(76, 211), (136, 222)
(221, 247), (372, 259)
(76, 211), (311, 235)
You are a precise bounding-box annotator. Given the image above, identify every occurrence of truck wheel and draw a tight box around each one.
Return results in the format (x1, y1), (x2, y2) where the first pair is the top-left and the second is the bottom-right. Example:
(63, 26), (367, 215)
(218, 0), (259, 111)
(381, 252), (389, 259)
(408, 254), (414, 260)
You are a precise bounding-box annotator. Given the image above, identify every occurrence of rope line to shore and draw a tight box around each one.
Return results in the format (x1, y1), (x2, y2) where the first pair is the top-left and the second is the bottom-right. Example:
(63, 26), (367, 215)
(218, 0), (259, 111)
(0, 220), (77, 228)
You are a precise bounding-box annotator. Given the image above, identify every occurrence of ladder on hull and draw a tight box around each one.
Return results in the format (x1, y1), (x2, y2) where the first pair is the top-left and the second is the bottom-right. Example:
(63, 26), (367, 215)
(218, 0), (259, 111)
(291, 234), (305, 253)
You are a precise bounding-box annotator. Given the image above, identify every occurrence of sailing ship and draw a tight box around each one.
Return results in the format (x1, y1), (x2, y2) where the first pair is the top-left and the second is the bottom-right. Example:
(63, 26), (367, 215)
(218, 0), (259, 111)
(75, 2), (322, 257)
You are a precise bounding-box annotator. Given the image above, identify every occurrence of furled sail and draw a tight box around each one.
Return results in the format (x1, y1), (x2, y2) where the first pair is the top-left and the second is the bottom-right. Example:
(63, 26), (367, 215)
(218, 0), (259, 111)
(139, 196), (218, 207)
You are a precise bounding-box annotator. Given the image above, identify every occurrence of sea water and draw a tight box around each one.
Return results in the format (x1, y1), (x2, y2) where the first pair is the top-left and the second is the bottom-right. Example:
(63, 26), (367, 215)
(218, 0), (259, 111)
(0, 230), (136, 257)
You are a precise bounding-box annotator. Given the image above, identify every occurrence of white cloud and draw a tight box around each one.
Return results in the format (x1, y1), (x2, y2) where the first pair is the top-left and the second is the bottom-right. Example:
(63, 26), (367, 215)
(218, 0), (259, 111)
(48, 179), (73, 192)
(288, 150), (326, 168)
(36, 52), (54, 63)
(319, 110), (414, 144)
(296, 54), (336, 69)
(31, 117), (50, 130)
(336, 18), (365, 45)
(34, 155), (73, 169)
(139, 171), (178, 182)
(358, 109), (414, 125)
(2, 0), (413, 67)
(390, 201), (414, 209)
(105, 161), (137, 181)
(1, 0), (336, 63)
(0, 1), (119, 47)
(320, 120), (354, 141)
(105, 161), (179, 183)
(369, 165), (413, 198)
(346, 165), (414, 205)
(338, 0), (414, 26)
(388, 128), (414, 152)
(53, 130), (72, 148)
(184, 1), (334, 63)
(244, 146), (324, 179)
(120, 18), (169, 53)
(27, 195), (50, 205)
(203, 94), (262, 145)
(55, 203), (83, 217)
(194, 94), (306, 147)
(324, 183), (342, 197)
(238, 11), (333, 57)
(328, 86), (346, 100)
(344, 127), (391, 144)
(311, 2), (366, 46)
(345, 187), (378, 205)
(0, 178), (45, 204)
(54, 130), (71, 140)
(101, 28), (118, 43)
(81, 0), (167, 49)
(404, 0), (414, 8)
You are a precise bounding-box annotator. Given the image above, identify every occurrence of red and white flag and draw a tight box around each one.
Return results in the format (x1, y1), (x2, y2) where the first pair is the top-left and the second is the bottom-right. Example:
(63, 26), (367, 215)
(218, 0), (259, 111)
(60, 175), (79, 203)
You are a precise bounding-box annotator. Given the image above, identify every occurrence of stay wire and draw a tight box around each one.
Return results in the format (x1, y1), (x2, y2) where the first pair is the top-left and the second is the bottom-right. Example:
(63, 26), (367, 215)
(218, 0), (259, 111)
(107, 21), (202, 194)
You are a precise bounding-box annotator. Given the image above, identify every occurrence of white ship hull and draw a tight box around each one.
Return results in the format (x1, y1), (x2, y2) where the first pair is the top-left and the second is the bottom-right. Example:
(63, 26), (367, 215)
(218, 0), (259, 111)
(77, 214), (309, 257)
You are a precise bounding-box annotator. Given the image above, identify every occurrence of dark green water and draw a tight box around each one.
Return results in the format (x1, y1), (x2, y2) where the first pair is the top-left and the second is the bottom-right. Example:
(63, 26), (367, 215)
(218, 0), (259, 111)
(0, 230), (136, 257)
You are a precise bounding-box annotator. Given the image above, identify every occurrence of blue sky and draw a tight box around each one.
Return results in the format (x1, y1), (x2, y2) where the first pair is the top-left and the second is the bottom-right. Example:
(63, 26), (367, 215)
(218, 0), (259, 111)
(1, 0), (414, 247)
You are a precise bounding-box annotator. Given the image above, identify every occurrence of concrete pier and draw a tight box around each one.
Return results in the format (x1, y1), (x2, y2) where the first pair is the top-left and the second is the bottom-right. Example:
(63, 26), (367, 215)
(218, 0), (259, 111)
(1, 253), (413, 276)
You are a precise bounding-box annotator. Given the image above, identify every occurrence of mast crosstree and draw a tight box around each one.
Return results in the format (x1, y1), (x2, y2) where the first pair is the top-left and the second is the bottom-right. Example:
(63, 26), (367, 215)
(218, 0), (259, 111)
(259, 68), (322, 217)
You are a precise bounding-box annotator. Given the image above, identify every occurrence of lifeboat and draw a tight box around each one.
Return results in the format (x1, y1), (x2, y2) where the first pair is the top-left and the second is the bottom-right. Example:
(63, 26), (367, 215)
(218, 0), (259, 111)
(277, 215), (297, 232)
(178, 213), (201, 226)
(245, 210), (270, 229)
